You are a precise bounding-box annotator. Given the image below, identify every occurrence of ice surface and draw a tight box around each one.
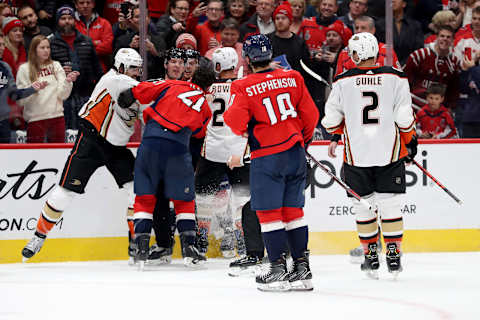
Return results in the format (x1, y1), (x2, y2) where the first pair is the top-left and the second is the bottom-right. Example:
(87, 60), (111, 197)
(0, 253), (478, 320)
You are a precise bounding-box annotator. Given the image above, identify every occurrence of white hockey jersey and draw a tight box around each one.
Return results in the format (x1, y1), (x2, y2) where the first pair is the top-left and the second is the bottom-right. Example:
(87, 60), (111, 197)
(202, 79), (249, 163)
(78, 69), (139, 146)
(321, 66), (415, 167)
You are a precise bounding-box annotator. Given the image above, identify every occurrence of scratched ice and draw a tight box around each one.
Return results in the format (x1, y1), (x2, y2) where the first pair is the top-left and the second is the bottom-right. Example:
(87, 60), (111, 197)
(0, 253), (478, 320)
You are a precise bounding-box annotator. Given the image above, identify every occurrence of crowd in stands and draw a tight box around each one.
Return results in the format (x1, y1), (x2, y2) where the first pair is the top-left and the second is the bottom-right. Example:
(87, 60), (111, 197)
(0, 0), (480, 143)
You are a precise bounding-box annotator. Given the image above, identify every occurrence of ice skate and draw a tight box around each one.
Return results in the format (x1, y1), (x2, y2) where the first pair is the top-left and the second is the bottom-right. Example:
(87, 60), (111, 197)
(350, 238), (382, 264)
(147, 244), (172, 265)
(256, 257), (290, 292)
(386, 243), (402, 279)
(228, 255), (262, 277)
(135, 234), (150, 271)
(128, 234), (137, 265)
(360, 243), (380, 280)
(288, 251), (313, 291)
(183, 245), (207, 267)
(22, 232), (46, 262)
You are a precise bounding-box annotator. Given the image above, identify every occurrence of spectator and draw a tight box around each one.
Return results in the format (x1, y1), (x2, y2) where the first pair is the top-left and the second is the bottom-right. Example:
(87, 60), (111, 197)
(74, 0), (114, 71)
(462, 64), (480, 137)
(315, 0), (340, 26)
(226, 0), (249, 25)
(36, 1), (75, 29)
(338, 0), (368, 32)
(375, 0), (424, 65)
(335, 15), (400, 78)
(115, 5), (166, 79)
(175, 32), (197, 50)
(2, 16), (27, 77)
(49, 5), (103, 131)
(0, 34), (46, 143)
(204, 18), (248, 77)
(102, 0), (123, 24)
(405, 26), (460, 111)
(459, 0), (480, 27)
(239, 0), (276, 41)
(424, 9), (458, 45)
(187, 0), (224, 55)
(148, 0), (169, 23)
(454, 6), (480, 71)
(156, 0), (190, 50)
(16, 35), (79, 142)
(18, 5), (52, 55)
(267, 1), (310, 73)
(0, 3), (13, 28)
(288, 0), (306, 34)
(416, 83), (457, 139)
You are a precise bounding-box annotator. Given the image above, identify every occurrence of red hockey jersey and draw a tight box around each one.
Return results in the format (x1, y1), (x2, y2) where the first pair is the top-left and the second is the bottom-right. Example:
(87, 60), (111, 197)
(404, 46), (460, 109)
(224, 69), (319, 159)
(132, 80), (212, 139)
(416, 104), (457, 139)
(334, 42), (401, 78)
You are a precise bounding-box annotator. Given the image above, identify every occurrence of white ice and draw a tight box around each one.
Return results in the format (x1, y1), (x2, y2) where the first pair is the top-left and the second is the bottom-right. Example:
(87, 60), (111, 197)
(1, 253), (479, 320)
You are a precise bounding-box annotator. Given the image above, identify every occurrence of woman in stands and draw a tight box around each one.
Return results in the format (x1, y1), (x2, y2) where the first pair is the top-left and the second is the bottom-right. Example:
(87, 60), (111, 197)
(16, 35), (79, 143)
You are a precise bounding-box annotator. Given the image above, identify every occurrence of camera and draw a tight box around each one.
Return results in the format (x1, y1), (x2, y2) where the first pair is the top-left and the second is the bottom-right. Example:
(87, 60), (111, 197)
(120, 2), (133, 17)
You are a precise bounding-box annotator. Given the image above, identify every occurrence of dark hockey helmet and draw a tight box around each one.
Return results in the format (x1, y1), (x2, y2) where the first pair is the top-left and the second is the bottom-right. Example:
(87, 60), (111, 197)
(165, 47), (187, 63)
(185, 49), (200, 60)
(242, 34), (272, 63)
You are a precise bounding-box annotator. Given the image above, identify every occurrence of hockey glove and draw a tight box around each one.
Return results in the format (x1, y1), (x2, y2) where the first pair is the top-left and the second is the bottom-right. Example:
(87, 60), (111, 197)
(118, 88), (136, 109)
(405, 135), (418, 164)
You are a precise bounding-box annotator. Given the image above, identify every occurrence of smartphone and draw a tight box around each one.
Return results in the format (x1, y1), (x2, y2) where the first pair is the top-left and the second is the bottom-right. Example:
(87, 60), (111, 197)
(465, 47), (472, 60)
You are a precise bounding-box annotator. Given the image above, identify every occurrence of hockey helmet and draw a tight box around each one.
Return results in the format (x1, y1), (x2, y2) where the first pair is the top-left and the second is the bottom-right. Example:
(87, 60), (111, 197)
(165, 47), (188, 63)
(114, 48), (143, 72)
(348, 32), (379, 65)
(242, 34), (272, 63)
(212, 47), (238, 73)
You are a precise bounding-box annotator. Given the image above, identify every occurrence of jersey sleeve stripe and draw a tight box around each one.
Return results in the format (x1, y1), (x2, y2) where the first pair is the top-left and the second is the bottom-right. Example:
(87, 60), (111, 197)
(390, 127), (401, 163)
(398, 118), (416, 132)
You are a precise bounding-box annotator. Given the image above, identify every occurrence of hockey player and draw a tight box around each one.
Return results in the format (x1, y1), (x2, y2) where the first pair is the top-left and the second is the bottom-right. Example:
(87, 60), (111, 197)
(195, 47), (263, 269)
(118, 63), (215, 268)
(21, 48), (143, 261)
(321, 32), (417, 279)
(224, 34), (319, 291)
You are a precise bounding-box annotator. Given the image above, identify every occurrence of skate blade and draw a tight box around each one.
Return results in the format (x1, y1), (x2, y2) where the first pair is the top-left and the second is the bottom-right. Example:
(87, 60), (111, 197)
(183, 257), (206, 268)
(228, 266), (257, 277)
(257, 281), (291, 292)
(22, 256), (30, 263)
(388, 267), (403, 280)
(146, 257), (172, 266)
(128, 257), (137, 266)
(364, 270), (379, 280)
(289, 279), (314, 291)
(138, 261), (146, 271)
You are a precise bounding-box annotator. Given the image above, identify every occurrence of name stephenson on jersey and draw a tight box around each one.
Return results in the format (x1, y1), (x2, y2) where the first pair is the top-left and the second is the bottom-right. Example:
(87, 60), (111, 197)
(202, 79), (248, 163)
(322, 67), (415, 167)
(78, 69), (140, 146)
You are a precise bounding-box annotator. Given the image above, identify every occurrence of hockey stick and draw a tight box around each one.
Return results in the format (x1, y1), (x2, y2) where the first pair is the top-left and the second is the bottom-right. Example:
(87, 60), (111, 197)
(300, 59), (331, 88)
(305, 150), (372, 210)
(411, 159), (463, 205)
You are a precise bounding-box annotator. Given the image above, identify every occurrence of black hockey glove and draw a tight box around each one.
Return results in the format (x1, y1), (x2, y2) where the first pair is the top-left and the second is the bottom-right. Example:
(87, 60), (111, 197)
(118, 88), (136, 109)
(405, 135), (418, 164)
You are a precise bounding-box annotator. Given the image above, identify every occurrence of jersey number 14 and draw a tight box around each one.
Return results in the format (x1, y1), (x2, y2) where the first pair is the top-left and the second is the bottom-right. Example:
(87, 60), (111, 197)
(262, 93), (297, 125)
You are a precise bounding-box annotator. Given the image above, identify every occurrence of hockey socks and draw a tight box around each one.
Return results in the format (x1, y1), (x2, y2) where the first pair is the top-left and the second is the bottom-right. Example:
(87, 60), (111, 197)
(286, 225), (308, 260)
(262, 229), (288, 262)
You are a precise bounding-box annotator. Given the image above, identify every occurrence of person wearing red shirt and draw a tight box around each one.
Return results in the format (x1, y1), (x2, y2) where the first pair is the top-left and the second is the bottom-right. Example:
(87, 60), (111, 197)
(224, 35), (318, 292)
(74, 0), (114, 71)
(187, 0), (224, 55)
(417, 83), (457, 139)
(118, 63), (215, 269)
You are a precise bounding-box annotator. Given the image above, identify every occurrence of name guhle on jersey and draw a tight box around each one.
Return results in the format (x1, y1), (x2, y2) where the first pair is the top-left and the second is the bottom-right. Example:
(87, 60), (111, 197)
(356, 75), (382, 86)
(245, 77), (298, 96)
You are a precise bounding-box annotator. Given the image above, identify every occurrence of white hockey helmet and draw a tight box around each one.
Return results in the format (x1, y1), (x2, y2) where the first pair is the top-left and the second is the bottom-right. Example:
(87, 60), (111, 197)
(114, 48), (143, 72)
(348, 32), (379, 65)
(212, 47), (238, 74)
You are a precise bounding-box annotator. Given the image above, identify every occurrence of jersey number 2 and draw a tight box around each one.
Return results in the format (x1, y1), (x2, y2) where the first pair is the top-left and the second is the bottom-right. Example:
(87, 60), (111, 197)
(262, 93), (297, 125)
(362, 91), (379, 124)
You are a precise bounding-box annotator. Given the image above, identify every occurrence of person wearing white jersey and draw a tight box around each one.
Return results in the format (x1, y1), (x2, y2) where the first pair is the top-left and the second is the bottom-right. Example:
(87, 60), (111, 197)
(22, 48), (143, 262)
(194, 47), (254, 262)
(321, 32), (417, 279)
